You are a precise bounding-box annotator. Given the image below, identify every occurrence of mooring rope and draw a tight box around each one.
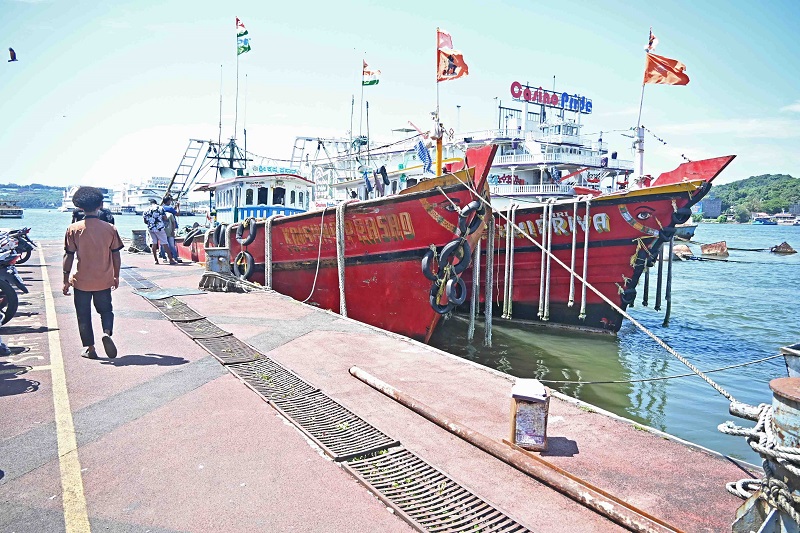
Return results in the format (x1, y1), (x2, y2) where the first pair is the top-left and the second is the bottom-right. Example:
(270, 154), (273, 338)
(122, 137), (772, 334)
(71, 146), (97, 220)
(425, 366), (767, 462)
(301, 207), (328, 304)
(662, 236), (674, 327)
(502, 203), (514, 319)
(448, 172), (737, 403)
(537, 201), (550, 319)
(579, 197), (591, 320)
(568, 199), (579, 307)
(543, 199), (555, 321)
(467, 239), (481, 342)
(335, 201), (353, 316)
(484, 216), (495, 348)
(263, 213), (284, 290)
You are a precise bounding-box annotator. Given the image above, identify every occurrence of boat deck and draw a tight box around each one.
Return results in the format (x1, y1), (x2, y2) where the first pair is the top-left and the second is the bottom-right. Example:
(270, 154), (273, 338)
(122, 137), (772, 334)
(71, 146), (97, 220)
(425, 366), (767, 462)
(0, 242), (755, 532)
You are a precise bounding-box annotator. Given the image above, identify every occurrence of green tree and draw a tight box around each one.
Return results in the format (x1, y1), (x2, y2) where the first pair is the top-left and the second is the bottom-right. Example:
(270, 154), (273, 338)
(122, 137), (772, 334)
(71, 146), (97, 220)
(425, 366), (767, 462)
(691, 213), (703, 223)
(735, 206), (751, 223)
(717, 214), (727, 223)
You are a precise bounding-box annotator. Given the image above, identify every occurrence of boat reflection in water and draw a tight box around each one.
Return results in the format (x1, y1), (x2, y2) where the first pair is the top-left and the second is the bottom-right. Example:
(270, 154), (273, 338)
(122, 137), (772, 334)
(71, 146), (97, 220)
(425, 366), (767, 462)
(428, 317), (669, 431)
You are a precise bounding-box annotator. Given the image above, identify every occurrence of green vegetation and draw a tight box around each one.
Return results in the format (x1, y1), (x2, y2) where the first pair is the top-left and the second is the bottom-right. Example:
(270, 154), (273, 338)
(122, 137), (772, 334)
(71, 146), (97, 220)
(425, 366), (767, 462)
(716, 215), (727, 223)
(711, 174), (800, 214)
(691, 213), (703, 223)
(0, 183), (63, 209)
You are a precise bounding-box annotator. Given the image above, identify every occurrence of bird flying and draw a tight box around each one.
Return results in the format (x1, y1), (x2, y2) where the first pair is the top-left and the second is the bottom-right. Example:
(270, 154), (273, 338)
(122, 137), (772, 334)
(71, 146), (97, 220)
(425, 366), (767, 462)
(8, 48), (18, 62)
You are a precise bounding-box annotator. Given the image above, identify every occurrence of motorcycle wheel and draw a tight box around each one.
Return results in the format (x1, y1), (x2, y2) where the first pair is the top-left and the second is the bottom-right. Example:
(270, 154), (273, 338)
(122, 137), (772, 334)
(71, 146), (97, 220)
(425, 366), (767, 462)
(0, 279), (18, 324)
(17, 250), (31, 264)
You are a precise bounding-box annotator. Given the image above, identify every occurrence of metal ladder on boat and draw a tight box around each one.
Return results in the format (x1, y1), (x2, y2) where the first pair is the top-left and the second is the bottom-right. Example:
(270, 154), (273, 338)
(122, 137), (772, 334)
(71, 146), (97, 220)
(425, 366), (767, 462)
(164, 139), (211, 202)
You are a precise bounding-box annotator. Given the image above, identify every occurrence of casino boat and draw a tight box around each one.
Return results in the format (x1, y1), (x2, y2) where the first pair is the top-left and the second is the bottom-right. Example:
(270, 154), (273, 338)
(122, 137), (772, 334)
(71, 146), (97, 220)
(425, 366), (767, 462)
(179, 144), (497, 342)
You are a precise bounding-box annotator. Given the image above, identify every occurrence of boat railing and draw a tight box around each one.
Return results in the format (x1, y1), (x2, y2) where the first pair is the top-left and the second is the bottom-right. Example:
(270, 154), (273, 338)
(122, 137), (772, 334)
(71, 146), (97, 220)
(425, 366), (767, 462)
(457, 130), (608, 152)
(495, 152), (634, 169)
(489, 184), (576, 196)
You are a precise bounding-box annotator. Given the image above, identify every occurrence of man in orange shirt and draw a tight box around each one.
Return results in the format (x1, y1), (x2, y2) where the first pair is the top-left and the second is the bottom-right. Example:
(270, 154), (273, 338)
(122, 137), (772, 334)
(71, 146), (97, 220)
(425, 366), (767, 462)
(63, 187), (124, 359)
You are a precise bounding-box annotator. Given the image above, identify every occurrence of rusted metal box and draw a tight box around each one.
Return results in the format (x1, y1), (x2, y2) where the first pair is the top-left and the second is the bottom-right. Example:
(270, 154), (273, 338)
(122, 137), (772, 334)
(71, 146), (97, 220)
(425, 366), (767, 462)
(510, 379), (549, 451)
(204, 247), (231, 274)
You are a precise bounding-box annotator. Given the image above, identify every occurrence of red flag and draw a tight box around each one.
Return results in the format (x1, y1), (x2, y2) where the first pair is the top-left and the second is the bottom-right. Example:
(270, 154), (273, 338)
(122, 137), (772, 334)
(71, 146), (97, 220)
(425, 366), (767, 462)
(643, 53), (689, 85)
(436, 29), (469, 83)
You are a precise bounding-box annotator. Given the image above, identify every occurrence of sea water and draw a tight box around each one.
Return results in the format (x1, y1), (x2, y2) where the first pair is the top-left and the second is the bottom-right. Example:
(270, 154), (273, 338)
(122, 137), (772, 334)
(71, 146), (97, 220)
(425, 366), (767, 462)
(14, 210), (800, 462)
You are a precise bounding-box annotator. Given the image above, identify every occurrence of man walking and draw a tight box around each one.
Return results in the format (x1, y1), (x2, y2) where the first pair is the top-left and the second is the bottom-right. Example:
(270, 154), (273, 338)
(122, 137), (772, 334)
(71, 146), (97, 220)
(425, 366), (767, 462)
(143, 199), (176, 265)
(63, 186), (124, 359)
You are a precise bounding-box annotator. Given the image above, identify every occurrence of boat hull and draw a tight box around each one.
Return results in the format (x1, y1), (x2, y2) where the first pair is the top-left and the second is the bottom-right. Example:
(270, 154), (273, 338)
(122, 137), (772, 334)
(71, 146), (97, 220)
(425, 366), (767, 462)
(465, 181), (710, 333)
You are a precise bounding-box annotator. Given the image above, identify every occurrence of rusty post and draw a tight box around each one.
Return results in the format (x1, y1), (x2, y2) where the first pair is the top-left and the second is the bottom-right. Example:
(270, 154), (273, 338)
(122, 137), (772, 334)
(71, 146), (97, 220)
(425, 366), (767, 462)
(349, 366), (682, 533)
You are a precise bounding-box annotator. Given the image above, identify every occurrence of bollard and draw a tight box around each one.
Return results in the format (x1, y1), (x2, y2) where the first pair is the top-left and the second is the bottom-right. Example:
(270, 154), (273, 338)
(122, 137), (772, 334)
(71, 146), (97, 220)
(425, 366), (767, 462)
(510, 379), (549, 452)
(204, 247), (231, 275)
(131, 229), (148, 252)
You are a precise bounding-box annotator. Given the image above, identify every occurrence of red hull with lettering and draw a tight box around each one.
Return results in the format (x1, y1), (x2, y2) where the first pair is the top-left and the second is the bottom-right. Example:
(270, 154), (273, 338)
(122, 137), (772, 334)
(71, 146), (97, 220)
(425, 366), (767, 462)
(179, 146), (497, 342)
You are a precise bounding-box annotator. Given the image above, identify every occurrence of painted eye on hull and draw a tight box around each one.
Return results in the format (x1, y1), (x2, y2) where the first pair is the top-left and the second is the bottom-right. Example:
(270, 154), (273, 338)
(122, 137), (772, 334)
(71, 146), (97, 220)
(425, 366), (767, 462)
(636, 212), (652, 220)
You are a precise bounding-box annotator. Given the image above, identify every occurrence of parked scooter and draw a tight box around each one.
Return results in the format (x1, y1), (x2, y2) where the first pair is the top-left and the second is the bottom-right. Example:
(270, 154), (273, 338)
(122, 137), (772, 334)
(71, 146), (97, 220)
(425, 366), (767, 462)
(0, 249), (27, 324)
(4, 227), (36, 264)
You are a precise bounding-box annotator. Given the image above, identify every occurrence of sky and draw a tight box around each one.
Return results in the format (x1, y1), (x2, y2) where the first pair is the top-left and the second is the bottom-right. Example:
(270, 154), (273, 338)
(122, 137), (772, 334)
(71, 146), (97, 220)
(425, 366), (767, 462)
(2, 0), (799, 189)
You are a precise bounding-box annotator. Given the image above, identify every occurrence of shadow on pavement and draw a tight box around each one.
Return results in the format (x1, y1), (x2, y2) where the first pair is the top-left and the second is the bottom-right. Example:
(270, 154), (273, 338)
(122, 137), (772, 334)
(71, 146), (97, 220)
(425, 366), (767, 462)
(99, 353), (190, 367)
(539, 437), (580, 458)
(0, 362), (40, 397)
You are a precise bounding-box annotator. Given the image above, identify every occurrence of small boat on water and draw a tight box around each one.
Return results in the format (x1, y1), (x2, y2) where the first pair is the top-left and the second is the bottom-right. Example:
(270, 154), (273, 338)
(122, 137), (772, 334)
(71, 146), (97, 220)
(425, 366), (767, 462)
(0, 202), (24, 219)
(770, 241), (797, 255)
(752, 216), (777, 225)
(700, 241), (729, 257)
(674, 222), (697, 241)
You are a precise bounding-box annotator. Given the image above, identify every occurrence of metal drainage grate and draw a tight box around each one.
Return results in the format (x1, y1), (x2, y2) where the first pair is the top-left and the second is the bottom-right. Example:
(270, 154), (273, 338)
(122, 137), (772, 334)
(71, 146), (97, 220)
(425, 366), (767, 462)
(149, 297), (204, 322)
(173, 318), (232, 339)
(121, 268), (157, 290)
(196, 336), (262, 365)
(228, 358), (317, 401)
(271, 390), (399, 462)
(344, 447), (531, 533)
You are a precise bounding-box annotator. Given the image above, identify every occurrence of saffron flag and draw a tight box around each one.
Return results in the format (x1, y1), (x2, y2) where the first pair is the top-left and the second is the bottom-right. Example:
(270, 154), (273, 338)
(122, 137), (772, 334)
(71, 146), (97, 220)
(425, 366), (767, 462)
(415, 140), (433, 174)
(643, 53), (689, 85)
(436, 29), (469, 82)
(236, 17), (251, 56)
(362, 60), (380, 86)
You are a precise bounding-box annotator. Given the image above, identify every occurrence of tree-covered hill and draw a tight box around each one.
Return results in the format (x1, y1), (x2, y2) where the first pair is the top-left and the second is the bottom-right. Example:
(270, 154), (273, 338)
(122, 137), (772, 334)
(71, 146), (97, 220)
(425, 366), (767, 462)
(711, 174), (800, 214)
(0, 183), (64, 209)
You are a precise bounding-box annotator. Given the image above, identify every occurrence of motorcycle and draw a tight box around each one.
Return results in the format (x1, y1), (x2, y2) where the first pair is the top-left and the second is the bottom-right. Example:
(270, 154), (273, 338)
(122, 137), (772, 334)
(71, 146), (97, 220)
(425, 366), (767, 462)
(4, 227), (36, 264)
(0, 249), (27, 324)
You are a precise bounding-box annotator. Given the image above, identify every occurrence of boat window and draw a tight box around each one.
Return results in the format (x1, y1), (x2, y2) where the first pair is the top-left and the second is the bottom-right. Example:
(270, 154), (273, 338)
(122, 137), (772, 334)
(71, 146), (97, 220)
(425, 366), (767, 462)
(299, 192), (304, 206)
(273, 187), (285, 206)
(257, 187), (268, 204)
(245, 189), (253, 205)
(290, 190), (296, 206)
(392, 181), (397, 194)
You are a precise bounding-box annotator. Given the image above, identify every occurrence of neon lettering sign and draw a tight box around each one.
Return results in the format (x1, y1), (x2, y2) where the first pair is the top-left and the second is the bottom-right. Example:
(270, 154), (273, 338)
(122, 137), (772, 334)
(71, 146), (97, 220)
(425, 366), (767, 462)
(510, 81), (592, 114)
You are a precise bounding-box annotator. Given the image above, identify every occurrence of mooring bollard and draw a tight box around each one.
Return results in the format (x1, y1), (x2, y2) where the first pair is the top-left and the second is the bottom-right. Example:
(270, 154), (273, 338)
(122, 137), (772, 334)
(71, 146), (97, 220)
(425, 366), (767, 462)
(204, 247), (231, 275)
(510, 379), (549, 452)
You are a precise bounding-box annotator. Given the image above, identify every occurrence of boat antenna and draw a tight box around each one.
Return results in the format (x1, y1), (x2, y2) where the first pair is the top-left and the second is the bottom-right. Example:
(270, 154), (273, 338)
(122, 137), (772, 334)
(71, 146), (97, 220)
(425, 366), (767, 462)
(218, 64), (223, 180)
(359, 53), (366, 139)
(366, 100), (370, 166)
(234, 27), (240, 140)
(349, 94), (354, 147)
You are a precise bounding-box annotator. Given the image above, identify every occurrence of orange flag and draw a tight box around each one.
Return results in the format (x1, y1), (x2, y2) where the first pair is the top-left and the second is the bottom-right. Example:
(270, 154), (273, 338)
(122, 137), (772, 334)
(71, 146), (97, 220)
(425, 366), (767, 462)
(437, 29), (469, 82)
(643, 53), (689, 85)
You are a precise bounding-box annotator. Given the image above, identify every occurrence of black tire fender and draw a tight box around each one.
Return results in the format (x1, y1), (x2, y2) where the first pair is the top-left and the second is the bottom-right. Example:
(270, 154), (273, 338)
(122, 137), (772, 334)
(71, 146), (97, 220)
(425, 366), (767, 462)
(672, 207), (692, 225)
(620, 287), (637, 306)
(438, 239), (472, 276)
(214, 224), (229, 248)
(421, 249), (439, 281)
(659, 227), (676, 241)
(0, 279), (18, 324)
(182, 228), (201, 247)
(233, 251), (255, 279)
(236, 217), (258, 246)
(429, 282), (455, 315)
(445, 276), (467, 306)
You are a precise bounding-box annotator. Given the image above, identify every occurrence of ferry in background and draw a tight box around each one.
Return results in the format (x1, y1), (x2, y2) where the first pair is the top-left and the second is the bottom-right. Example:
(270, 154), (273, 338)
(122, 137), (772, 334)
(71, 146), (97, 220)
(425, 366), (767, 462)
(0, 201), (24, 218)
(58, 186), (112, 212)
(751, 213), (778, 225)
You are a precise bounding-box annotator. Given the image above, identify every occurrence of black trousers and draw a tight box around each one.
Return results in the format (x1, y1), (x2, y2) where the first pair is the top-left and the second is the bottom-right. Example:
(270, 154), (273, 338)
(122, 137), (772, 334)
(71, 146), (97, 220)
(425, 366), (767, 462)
(73, 288), (113, 347)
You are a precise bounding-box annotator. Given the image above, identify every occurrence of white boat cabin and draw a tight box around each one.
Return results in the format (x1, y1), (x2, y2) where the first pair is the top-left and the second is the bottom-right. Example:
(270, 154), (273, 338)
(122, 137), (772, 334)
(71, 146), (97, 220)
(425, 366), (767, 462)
(199, 173), (313, 225)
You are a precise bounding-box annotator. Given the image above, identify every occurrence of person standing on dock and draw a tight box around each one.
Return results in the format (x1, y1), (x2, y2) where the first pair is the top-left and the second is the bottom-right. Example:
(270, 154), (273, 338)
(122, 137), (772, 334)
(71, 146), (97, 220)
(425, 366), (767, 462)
(62, 186), (124, 360)
(143, 199), (176, 265)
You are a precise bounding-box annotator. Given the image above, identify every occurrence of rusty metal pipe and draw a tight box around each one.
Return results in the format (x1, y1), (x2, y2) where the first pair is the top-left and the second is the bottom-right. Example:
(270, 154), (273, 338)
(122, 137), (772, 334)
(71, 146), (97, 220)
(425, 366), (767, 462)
(349, 366), (682, 533)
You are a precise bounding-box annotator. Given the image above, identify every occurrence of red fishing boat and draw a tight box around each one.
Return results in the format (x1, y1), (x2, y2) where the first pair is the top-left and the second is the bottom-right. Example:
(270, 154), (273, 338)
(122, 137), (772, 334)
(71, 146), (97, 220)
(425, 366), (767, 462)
(470, 155), (735, 333)
(179, 145), (497, 342)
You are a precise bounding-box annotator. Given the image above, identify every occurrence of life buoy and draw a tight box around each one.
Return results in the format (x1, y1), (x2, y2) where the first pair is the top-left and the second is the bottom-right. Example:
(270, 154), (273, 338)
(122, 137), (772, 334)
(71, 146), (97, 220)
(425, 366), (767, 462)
(213, 224), (228, 248)
(233, 251), (255, 279)
(437, 239), (472, 275)
(236, 217), (258, 246)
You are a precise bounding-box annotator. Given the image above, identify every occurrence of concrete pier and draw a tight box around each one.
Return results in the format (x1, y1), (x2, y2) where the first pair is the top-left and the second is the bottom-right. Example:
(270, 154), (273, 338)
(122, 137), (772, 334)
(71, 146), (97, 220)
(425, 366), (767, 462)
(0, 243), (756, 531)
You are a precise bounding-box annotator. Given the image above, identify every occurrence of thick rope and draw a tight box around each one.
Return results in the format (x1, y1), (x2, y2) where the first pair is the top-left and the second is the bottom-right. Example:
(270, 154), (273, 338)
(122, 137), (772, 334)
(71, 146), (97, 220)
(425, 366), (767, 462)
(335, 201), (353, 316)
(568, 199), (579, 307)
(301, 207), (328, 303)
(662, 236), (674, 327)
(448, 172), (737, 403)
(507, 203), (519, 319)
(263, 214), (284, 290)
(654, 243), (664, 311)
(542, 197), (554, 321)
(502, 203), (514, 319)
(467, 239), (481, 341)
(484, 216), (495, 348)
(537, 201), (550, 319)
(579, 197), (591, 320)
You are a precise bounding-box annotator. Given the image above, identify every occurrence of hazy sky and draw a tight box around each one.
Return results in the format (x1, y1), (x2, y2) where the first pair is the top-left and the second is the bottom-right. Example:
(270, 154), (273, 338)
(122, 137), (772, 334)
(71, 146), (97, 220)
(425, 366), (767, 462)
(2, 0), (799, 188)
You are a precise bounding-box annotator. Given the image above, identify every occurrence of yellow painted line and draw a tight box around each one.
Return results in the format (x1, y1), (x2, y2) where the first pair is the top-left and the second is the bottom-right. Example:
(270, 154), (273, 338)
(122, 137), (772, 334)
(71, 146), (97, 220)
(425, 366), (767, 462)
(39, 247), (91, 532)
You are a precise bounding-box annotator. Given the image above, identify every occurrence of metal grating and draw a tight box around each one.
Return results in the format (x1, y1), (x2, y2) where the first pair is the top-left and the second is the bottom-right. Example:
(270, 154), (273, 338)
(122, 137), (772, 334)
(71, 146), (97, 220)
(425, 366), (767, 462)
(228, 358), (317, 401)
(271, 390), (399, 462)
(150, 297), (204, 322)
(196, 336), (262, 365)
(121, 268), (157, 290)
(344, 447), (531, 532)
(173, 318), (232, 339)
